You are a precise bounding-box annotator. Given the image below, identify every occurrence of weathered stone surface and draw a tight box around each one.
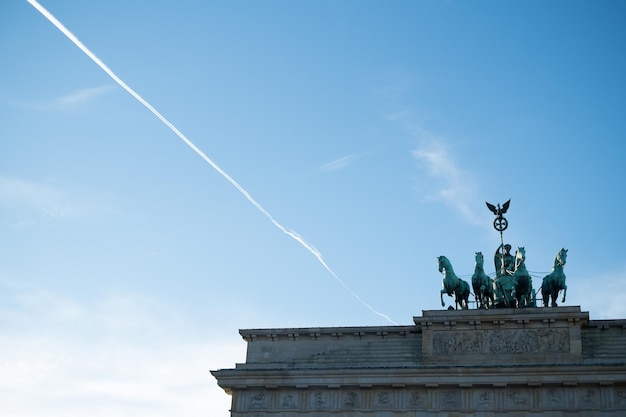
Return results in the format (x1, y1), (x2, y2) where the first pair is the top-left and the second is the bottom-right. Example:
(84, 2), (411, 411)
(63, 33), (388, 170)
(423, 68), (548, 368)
(212, 307), (626, 415)
(418, 306), (587, 365)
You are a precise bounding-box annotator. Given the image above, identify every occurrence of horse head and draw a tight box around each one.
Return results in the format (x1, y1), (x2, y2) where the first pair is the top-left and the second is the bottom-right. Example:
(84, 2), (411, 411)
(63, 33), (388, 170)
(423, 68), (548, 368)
(437, 256), (448, 274)
(475, 251), (484, 267)
(556, 248), (568, 267)
(515, 247), (526, 270)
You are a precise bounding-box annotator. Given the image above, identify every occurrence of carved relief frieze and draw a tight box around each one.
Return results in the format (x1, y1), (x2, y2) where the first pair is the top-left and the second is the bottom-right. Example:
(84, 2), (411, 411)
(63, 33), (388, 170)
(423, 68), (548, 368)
(507, 390), (529, 408)
(476, 390), (492, 408)
(279, 392), (298, 409)
(432, 328), (569, 355)
(343, 391), (359, 408)
(408, 390), (426, 408)
(249, 391), (268, 409)
(310, 390), (329, 409)
(440, 390), (460, 409)
(581, 387), (598, 408)
(545, 387), (564, 408)
(239, 384), (626, 412)
(375, 390), (393, 407)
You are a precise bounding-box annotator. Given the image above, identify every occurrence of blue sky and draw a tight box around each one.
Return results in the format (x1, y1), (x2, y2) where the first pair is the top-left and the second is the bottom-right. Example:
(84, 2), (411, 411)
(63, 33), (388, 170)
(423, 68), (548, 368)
(1, 0), (625, 415)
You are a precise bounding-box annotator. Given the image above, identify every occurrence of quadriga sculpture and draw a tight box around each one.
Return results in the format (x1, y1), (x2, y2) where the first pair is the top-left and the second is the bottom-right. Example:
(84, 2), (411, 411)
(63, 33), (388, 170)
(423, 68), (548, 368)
(438, 255), (470, 310)
(472, 251), (494, 309)
(541, 248), (568, 307)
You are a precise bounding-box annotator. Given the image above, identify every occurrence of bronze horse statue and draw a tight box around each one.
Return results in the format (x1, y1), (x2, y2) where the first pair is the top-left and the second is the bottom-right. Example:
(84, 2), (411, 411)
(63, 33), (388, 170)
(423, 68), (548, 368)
(438, 255), (470, 310)
(541, 248), (568, 307)
(512, 247), (533, 308)
(472, 252), (494, 309)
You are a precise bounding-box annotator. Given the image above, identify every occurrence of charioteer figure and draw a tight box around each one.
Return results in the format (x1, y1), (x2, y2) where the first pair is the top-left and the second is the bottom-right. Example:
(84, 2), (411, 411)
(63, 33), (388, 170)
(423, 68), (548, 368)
(494, 243), (515, 279)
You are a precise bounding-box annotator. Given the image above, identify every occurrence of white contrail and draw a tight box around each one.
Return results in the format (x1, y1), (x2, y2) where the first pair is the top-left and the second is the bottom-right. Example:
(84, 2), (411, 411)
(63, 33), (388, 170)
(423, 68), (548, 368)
(27, 0), (397, 325)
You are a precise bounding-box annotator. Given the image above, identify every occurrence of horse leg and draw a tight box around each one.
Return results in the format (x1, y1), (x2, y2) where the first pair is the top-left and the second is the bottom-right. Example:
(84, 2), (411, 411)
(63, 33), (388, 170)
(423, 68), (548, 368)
(542, 289), (549, 307)
(457, 292), (464, 310)
(562, 284), (567, 303)
(551, 290), (558, 307)
(440, 289), (446, 307)
(478, 285), (486, 309)
(472, 281), (480, 309)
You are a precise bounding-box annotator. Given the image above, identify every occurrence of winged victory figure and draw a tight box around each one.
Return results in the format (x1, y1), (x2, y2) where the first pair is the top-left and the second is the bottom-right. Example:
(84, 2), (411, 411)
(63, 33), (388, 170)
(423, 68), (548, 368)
(486, 199), (510, 218)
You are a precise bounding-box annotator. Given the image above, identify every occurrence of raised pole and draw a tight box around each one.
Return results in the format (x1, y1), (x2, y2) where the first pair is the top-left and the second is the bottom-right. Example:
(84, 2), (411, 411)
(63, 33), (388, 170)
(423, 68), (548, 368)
(486, 199), (511, 308)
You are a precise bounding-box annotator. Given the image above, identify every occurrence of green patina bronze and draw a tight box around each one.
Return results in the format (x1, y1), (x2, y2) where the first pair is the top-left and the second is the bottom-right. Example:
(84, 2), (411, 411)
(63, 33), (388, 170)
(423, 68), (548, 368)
(438, 255), (470, 310)
(511, 247), (534, 308)
(541, 248), (568, 307)
(436, 246), (569, 310)
(491, 246), (534, 308)
(472, 252), (494, 309)
(494, 243), (515, 278)
(436, 200), (569, 310)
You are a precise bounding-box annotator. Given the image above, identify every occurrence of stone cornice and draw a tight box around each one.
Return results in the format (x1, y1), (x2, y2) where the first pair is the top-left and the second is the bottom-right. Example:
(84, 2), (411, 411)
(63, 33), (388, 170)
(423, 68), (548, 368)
(212, 363), (626, 391)
(414, 306), (589, 329)
(239, 325), (417, 342)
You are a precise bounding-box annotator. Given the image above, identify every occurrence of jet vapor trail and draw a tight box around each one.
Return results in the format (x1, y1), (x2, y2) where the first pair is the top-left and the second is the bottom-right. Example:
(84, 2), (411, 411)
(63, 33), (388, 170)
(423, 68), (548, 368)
(27, 0), (397, 325)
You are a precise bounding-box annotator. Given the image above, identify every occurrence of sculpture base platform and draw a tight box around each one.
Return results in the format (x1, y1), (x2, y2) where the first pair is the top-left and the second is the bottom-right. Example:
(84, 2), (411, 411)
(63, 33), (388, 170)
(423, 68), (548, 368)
(416, 306), (588, 366)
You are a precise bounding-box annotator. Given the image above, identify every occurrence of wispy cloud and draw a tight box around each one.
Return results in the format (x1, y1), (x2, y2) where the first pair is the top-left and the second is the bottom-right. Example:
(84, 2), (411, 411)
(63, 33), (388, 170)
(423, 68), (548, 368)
(411, 138), (481, 224)
(0, 286), (242, 417)
(320, 151), (371, 172)
(375, 71), (481, 223)
(375, 70), (421, 104)
(0, 177), (78, 222)
(0, 176), (112, 227)
(13, 85), (115, 111)
(55, 85), (115, 108)
(384, 109), (481, 223)
(0, 335), (238, 417)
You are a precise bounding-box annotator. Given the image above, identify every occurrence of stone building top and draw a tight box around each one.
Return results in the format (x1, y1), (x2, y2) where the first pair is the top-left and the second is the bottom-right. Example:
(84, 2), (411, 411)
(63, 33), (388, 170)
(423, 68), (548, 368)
(213, 306), (626, 415)
(228, 307), (626, 371)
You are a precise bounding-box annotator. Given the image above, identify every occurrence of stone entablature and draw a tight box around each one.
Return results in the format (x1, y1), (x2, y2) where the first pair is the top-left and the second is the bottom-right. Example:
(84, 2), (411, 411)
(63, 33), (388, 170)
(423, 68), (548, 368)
(212, 307), (626, 416)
